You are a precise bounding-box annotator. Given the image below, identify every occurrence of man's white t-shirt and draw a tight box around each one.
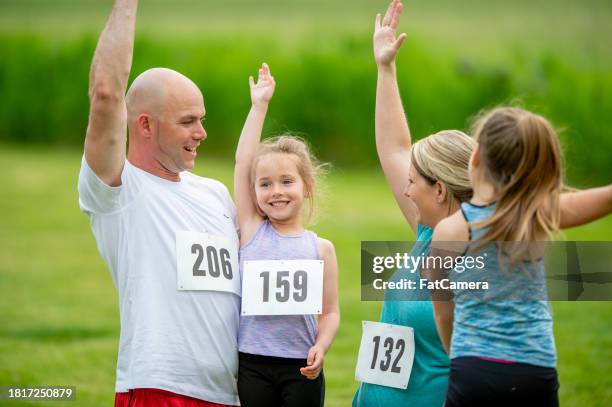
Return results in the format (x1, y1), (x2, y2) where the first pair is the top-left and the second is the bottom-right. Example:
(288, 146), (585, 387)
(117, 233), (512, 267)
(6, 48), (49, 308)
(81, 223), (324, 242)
(78, 157), (240, 405)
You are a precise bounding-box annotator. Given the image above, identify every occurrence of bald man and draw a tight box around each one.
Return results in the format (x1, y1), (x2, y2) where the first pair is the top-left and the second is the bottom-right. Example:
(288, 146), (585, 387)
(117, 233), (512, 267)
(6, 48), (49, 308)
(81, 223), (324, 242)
(77, 1), (240, 406)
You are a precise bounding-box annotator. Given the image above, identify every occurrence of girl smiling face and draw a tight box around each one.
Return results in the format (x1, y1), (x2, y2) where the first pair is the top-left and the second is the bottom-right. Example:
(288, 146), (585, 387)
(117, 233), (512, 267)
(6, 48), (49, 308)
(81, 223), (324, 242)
(253, 153), (309, 225)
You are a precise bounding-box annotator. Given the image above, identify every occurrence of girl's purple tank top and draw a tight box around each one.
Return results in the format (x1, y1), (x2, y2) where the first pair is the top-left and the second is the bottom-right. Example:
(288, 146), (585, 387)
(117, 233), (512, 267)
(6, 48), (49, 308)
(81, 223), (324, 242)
(238, 220), (320, 359)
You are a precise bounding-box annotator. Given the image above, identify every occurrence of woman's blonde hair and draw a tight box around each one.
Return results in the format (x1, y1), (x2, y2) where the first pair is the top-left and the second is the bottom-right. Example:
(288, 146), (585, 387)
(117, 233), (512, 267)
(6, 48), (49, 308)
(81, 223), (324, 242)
(471, 107), (562, 254)
(410, 130), (477, 211)
(251, 134), (328, 224)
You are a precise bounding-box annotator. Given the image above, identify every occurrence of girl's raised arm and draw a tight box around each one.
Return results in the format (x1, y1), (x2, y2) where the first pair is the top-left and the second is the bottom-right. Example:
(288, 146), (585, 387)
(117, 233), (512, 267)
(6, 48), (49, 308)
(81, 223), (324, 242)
(234, 63), (276, 244)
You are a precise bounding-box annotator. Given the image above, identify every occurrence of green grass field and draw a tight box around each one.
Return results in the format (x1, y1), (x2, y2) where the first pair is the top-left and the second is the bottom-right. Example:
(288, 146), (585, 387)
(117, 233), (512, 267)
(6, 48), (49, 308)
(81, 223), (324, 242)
(1, 0), (611, 405)
(0, 145), (610, 406)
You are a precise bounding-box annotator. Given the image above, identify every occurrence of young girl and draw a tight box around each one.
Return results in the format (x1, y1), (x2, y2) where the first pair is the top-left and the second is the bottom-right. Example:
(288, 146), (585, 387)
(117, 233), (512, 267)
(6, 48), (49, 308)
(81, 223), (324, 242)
(431, 107), (612, 406)
(234, 63), (340, 407)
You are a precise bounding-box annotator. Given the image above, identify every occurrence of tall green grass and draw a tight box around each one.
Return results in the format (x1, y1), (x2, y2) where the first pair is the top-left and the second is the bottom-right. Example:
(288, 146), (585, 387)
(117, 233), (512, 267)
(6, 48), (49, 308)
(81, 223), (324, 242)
(2, 32), (612, 185)
(2, 0), (612, 184)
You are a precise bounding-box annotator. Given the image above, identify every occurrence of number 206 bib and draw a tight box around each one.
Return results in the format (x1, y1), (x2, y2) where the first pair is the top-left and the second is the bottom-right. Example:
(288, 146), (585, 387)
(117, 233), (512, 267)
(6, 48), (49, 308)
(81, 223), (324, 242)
(176, 231), (240, 296)
(355, 321), (415, 389)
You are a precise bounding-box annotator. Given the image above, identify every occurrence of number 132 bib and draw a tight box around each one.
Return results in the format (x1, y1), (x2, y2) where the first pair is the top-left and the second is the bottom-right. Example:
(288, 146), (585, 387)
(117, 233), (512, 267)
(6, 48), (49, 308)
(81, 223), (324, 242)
(355, 321), (415, 389)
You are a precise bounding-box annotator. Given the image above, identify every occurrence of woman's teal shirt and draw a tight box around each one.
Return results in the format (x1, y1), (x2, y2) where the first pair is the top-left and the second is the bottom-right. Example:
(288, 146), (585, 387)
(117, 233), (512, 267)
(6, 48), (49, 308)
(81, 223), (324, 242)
(352, 225), (450, 407)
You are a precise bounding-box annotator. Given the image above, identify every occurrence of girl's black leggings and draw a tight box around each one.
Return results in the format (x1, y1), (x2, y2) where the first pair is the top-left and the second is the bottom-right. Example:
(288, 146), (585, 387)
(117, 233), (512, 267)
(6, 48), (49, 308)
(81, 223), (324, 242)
(445, 356), (559, 407)
(238, 352), (325, 407)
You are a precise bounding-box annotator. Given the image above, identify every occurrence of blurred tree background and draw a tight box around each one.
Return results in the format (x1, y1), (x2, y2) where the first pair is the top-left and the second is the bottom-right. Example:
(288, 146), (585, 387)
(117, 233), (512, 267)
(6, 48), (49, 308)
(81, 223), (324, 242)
(0, 0), (611, 184)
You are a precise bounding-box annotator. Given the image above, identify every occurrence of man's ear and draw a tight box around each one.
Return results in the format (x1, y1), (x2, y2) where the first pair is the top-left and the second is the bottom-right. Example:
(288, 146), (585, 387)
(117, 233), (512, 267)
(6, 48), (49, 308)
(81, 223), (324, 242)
(137, 114), (154, 138)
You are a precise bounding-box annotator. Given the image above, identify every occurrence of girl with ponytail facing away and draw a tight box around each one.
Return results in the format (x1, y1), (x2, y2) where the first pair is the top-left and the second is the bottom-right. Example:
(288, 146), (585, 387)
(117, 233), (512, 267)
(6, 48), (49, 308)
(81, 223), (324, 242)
(430, 107), (611, 407)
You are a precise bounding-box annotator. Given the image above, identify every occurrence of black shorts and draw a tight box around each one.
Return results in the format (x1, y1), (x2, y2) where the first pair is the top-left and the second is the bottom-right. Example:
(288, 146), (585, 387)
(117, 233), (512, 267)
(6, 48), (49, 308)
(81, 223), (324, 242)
(238, 352), (325, 407)
(445, 356), (559, 407)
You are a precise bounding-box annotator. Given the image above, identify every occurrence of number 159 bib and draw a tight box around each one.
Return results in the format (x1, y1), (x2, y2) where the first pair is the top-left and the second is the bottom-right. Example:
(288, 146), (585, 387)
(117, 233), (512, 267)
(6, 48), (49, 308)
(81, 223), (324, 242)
(176, 231), (240, 296)
(241, 259), (324, 316)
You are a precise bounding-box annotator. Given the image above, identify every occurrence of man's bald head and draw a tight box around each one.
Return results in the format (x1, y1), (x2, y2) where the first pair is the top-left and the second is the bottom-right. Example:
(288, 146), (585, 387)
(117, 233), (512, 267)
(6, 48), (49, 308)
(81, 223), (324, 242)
(125, 68), (203, 123)
(125, 68), (206, 177)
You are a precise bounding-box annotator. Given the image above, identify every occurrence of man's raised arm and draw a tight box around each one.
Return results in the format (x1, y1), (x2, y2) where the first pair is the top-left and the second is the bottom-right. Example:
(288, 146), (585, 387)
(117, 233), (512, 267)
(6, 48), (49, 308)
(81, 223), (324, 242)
(85, 0), (138, 186)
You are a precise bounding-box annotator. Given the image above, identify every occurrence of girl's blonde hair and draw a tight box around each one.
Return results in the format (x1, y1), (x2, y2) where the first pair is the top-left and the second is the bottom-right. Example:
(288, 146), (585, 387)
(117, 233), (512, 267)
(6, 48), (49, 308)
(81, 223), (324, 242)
(251, 134), (328, 224)
(410, 130), (477, 211)
(471, 107), (562, 252)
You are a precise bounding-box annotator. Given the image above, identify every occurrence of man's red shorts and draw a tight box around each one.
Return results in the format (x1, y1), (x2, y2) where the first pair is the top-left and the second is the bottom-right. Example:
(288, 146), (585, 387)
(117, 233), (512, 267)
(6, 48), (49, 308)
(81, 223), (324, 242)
(114, 388), (237, 407)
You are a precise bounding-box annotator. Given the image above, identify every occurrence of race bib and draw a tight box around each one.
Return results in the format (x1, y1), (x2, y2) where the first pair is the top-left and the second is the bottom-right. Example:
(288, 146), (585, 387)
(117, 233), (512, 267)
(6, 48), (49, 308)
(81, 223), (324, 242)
(355, 321), (415, 389)
(241, 260), (324, 316)
(176, 231), (240, 296)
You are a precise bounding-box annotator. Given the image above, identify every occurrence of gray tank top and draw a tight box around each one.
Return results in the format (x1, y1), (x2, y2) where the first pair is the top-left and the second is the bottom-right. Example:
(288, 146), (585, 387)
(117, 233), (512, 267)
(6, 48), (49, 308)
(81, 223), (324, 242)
(238, 220), (320, 359)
